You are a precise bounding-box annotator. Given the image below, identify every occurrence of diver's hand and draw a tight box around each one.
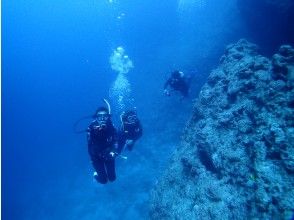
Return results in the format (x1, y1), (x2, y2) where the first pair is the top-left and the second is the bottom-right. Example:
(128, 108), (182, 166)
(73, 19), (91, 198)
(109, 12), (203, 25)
(105, 151), (116, 160)
(109, 151), (117, 158)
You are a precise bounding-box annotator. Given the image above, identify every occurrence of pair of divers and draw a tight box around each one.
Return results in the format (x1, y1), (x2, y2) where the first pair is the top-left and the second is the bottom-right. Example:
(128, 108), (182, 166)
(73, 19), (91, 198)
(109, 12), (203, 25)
(75, 99), (142, 184)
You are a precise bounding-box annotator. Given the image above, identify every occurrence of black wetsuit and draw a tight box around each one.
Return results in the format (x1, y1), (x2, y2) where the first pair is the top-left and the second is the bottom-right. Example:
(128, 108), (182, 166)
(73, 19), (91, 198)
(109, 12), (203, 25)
(87, 120), (117, 184)
(118, 120), (143, 153)
(164, 75), (189, 97)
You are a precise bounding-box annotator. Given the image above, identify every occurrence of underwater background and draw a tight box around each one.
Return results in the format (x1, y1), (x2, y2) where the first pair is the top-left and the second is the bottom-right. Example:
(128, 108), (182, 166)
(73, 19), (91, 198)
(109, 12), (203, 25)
(2, 0), (293, 219)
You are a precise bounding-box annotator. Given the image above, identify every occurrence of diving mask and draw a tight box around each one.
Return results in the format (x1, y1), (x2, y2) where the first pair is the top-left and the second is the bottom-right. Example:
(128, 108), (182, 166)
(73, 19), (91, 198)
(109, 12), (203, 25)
(95, 112), (110, 129)
(123, 113), (138, 125)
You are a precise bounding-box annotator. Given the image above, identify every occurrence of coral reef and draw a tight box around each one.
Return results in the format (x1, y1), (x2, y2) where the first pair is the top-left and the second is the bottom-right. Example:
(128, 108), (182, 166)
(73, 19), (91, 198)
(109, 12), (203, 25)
(149, 39), (294, 219)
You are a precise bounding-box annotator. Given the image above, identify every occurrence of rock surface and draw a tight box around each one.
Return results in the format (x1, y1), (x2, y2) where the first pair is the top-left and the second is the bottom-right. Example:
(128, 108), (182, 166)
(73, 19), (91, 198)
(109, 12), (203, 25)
(149, 39), (294, 219)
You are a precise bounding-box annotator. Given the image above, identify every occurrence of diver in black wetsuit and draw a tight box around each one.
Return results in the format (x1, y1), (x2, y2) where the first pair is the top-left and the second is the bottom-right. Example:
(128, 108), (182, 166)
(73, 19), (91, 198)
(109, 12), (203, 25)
(117, 110), (143, 153)
(163, 70), (191, 98)
(87, 106), (118, 184)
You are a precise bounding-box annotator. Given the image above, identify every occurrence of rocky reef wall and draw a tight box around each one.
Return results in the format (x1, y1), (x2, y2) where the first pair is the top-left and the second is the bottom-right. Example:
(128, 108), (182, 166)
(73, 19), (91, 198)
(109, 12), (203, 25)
(149, 39), (294, 219)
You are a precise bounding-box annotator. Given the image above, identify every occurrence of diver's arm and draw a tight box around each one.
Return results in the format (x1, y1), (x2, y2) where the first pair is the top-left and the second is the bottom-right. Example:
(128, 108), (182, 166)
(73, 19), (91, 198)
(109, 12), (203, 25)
(110, 125), (120, 153)
(87, 121), (101, 157)
(164, 79), (172, 96)
(87, 127), (95, 158)
(87, 125), (93, 145)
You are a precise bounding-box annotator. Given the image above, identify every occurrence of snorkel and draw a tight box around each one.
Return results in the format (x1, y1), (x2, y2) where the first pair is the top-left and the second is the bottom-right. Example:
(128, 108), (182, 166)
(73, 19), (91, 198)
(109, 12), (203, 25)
(120, 112), (125, 132)
(103, 98), (111, 115)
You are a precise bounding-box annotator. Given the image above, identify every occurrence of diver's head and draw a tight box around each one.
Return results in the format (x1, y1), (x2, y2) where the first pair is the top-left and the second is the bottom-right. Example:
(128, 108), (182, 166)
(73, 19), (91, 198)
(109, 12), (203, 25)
(95, 107), (111, 130)
(121, 110), (138, 125)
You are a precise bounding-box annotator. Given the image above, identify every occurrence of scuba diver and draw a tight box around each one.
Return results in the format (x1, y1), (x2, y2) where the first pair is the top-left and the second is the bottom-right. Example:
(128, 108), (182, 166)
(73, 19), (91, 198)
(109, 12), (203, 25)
(87, 100), (119, 184)
(117, 110), (143, 154)
(163, 70), (193, 99)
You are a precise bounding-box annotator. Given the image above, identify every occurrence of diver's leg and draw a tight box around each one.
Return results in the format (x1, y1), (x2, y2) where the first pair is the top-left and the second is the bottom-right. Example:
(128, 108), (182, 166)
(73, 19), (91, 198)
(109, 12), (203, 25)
(105, 159), (116, 182)
(117, 136), (126, 154)
(92, 159), (108, 184)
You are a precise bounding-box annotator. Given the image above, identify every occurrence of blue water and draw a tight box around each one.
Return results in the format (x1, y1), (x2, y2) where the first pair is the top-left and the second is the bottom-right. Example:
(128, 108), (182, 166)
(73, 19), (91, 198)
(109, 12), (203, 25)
(2, 0), (287, 219)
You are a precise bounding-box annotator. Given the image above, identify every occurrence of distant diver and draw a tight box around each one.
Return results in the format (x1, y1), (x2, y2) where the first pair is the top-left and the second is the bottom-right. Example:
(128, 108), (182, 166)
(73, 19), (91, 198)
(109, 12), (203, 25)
(87, 99), (119, 184)
(117, 109), (143, 153)
(163, 70), (194, 99)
